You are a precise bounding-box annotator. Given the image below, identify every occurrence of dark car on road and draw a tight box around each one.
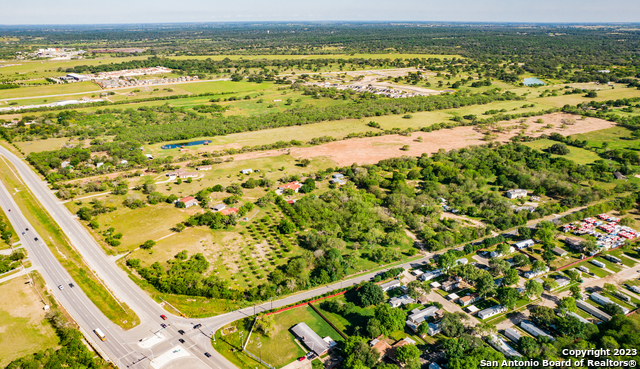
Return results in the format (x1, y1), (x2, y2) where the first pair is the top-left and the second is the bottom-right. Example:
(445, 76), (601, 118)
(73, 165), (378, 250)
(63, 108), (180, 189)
(34, 237), (38, 241)
(204, 352), (211, 358)
(193, 324), (202, 329)
(179, 339), (185, 344)
(160, 323), (167, 328)
(178, 330), (185, 335)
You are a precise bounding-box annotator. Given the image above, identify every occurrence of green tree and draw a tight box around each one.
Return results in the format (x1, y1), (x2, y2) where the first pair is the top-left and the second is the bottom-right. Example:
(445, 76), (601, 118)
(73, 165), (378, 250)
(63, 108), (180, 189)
(525, 279), (543, 300)
(440, 312), (467, 337)
(141, 239), (156, 250)
(278, 219), (296, 234)
(548, 143), (570, 155)
(497, 287), (520, 309)
(504, 268), (519, 286)
(475, 272), (496, 297)
(356, 282), (384, 307)
(558, 296), (577, 314)
(395, 344), (420, 364)
(374, 304), (406, 335)
(570, 285), (582, 300)
(343, 337), (378, 369)
(438, 251), (457, 272)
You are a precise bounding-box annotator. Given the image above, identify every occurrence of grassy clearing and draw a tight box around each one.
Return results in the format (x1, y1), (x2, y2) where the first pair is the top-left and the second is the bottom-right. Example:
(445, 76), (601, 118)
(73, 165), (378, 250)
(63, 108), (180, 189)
(524, 139), (602, 165)
(0, 82), (100, 100)
(217, 305), (342, 369)
(607, 249), (638, 267)
(594, 257), (622, 273)
(572, 126), (638, 151)
(575, 261), (611, 278)
(0, 155), (139, 329)
(535, 85), (640, 107)
(0, 276), (59, 367)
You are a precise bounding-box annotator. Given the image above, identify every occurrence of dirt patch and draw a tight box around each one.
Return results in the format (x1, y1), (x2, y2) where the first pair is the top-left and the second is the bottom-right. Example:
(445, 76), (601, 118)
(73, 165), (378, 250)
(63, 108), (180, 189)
(289, 113), (614, 166)
(440, 212), (486, 228)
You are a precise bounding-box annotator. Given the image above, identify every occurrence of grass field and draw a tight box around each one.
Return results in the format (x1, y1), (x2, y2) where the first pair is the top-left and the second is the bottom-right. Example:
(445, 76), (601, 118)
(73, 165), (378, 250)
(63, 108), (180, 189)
(0, 276), (59, 367)
(0, 153), (140, 329)
(215, 305), (343, 369)
(572, 126), (638, 151)
(575, 261), (611, 278)
(607, 249), (638, 267)
(524, 139), (602, 165)
(0, 82), (100, 100)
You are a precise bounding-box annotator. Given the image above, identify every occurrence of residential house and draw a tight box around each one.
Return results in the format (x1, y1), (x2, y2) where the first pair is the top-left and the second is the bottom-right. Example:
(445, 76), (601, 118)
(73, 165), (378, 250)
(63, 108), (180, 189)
(576, 299), (611, 321)
(419, 269), (443, 281)
(380, 280), (401, 292)
(488, 335), (523, 358)
(388, 337), (417, 363)
(506, 189), (528, 199)
(405, 306), (439, 332)
(196, 165), (212, 171)
(564, 311), (591, 324)
(389, 295), (413, 308)
(504, 328), (522, 343)
(179, 196), (198, 208)
(427, 322), (442, 336)
(478, 305), (507, 320)
(591, 292), (629, 314)
(370, 339), (392, 361)
(490, 246), (515, 258)
(441, 279), (459, 292)
(211, 204), (226, 212)
(524, 266), (549, 279)
(331, 173), (347, 185)
(565, 237), (584, 252)
(514, 239), (534, 250)
(429, 364), (442, 369)
(291, 323), (332, 356)
(458, 293), (481, 307)
(555, 277), (571, 288)
(552, 247), (567, 257)
(520, 321), (555, 341)
(220, 208), (239, 216)
(456, 258), (468, 265)
(278, 181), (302, 193)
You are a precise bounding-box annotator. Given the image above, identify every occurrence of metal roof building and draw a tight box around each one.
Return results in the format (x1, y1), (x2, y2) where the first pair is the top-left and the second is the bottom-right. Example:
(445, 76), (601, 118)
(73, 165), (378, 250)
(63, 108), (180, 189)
(291, 323), (331, 356)
(504, 328), (522, 343)
(520, 321), (555, 341)
(576, 300), (612, 321)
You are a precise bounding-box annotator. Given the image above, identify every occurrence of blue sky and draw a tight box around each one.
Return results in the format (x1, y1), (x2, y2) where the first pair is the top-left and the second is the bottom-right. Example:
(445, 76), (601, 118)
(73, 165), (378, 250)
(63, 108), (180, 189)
(1, 0), (639, 24)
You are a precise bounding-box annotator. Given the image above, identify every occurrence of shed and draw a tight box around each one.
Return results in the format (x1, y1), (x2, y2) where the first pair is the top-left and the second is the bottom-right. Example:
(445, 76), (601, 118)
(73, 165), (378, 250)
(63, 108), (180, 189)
(552, 247), (567, 257)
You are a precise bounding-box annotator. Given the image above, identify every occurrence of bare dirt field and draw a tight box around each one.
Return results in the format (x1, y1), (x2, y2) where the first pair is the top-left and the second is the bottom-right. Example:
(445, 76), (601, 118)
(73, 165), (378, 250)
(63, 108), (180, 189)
(288, 113), (615, 166)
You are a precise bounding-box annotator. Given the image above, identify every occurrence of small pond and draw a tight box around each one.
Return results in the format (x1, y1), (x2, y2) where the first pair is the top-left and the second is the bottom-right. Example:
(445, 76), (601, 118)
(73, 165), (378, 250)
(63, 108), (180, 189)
(524, 77), (545, 86)
(161, 140), (211, 149)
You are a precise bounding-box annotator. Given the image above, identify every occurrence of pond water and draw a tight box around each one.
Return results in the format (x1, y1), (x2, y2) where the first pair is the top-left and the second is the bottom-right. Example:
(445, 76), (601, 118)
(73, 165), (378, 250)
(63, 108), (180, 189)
(524, 77), (545, 86)
(161, 140), (211, 149)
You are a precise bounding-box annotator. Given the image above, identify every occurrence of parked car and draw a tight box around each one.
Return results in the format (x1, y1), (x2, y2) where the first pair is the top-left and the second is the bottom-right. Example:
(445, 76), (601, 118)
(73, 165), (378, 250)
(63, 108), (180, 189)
(298, 357), (305, 362)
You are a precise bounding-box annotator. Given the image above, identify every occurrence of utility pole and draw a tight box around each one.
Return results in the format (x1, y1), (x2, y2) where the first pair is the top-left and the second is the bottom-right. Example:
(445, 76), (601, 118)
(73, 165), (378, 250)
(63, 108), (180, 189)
(257, 338), (262, 364)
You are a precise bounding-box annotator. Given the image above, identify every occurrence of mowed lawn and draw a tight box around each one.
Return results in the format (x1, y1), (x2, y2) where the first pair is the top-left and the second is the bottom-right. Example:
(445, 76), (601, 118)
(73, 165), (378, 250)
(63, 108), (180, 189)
(243, 306), (343, 368)
(0, 277), (59, 367)
(572, 126), (638, 151)
(524, 139), (601, 164)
